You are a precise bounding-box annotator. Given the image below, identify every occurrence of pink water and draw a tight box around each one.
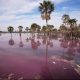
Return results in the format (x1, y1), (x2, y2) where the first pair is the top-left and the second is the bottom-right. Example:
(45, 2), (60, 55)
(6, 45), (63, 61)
(0, 33), (80, 79)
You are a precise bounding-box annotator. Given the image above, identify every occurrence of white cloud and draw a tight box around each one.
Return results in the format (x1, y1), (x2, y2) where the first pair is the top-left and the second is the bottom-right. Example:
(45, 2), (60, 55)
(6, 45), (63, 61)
(0, 0), (79, 31)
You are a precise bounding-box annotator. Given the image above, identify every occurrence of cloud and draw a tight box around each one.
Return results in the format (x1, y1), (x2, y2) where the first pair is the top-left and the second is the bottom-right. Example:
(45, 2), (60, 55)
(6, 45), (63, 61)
(0, 0), (69, 15)
(0, 0), (80, 31)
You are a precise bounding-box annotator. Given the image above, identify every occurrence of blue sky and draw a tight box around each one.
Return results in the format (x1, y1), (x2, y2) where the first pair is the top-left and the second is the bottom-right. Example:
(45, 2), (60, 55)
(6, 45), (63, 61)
(0, 0), (80, 31)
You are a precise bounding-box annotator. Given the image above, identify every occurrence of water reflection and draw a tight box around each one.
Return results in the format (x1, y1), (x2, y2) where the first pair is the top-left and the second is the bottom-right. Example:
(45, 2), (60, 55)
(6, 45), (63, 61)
(0, 32), (2, 36)
(40, 36), (80, 80)
(26, 38), (29, 42)
(31, 38), (38, 50)
(19, 33), (24, 47)
(8, 33), (15, 46)
(1, 33), (80, 79)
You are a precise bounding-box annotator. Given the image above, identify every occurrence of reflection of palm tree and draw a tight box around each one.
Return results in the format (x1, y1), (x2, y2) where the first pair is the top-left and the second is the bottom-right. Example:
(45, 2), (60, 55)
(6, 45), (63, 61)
(25, 27), (29, 36)
(37, 40), (41, 46)
(62, 47), (75, 61)
(31, 39), (38, 50)
(42, 37), (47, 45)
(77, 42), (80, 53)
(49, 41), (53, 47)
(39, 37), (53, 79)
(59, 38), (75, 61)
(39, 0), (54, 30)
(19, 33), (24, 47)
(37, 34), (41, 39)
(77, 47), (80, 53)
(60, 40), (68, 48)
(0, 32), (2, 36)
(9, 38), (15, 46)
(69, 40), (77, 48)
(26, 38), (29, 42)
(18, 26), (24, 47)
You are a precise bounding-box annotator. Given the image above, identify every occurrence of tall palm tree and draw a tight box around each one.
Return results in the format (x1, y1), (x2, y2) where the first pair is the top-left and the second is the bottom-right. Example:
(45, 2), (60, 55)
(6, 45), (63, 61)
(62, 14), (70, 27)
(39, 0), (54, 27)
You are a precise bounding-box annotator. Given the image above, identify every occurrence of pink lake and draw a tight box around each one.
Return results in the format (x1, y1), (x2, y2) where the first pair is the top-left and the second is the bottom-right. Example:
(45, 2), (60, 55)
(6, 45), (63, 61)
(0, 33), (80, 80)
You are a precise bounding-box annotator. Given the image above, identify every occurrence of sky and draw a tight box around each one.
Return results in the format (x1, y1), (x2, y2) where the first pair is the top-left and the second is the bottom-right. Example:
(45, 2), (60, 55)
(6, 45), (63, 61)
(0, 0), (80, 31)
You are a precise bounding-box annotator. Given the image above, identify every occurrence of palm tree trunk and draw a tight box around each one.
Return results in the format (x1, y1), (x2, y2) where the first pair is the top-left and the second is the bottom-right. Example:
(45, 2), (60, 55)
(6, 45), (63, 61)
(46, 18), (49, 36)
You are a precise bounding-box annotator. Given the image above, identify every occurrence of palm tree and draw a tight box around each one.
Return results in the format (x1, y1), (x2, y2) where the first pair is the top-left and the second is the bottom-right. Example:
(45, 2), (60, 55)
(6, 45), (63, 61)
(60, 24), (67, 30)
(36, 25), (41, 33)
(62, 14), (70, 27)
(25, 27), (29, 36)
(68, 19), (77, 39)
(59, 24), (68, 37)
(47, 25), (54, 32)
(39, 0), (54, 27)
(8, 26), (14, 39)
(68, 19), (77, 29)
(8, 26), (14, 46)
(18, 26), (23, 33)
(42, 25), (46, 33)
(25, 27), (29, 32)
(18, 26), (23, 38)
(31, 23), (38, 33)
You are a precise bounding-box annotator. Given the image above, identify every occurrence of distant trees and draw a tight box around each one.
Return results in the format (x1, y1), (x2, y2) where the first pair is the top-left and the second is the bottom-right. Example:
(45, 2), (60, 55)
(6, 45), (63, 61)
(59, 14), (80, 39)
(68, 19), (77, 29)
(8, 26), (14, 33)
(6, 12), (80, 40)
(18, 26), (23, 32)
(30, 23), (41, 33)
(25, 27), (29, 32)
(59, 24), (67, 31)
(47, 25), (54, 32)
(62, 14), (70, 27)
(41, 25), (54, 34)
(42, 26), (46, 33)
(36, 25), (41, 33)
